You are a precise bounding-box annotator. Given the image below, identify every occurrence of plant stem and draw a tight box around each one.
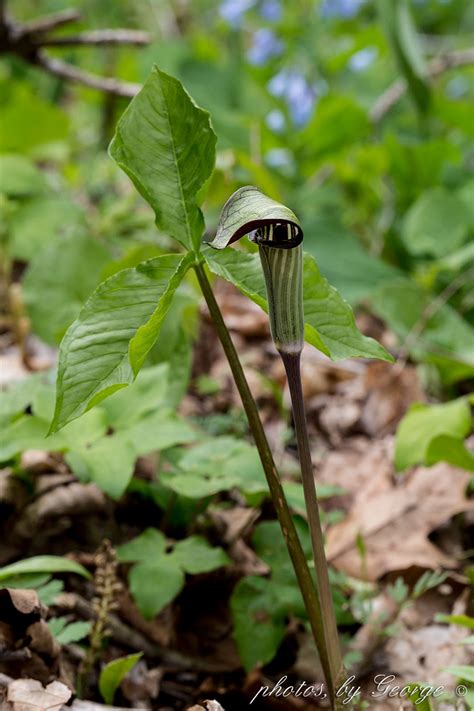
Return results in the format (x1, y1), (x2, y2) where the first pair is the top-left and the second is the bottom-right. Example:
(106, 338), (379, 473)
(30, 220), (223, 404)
(194, 262), (339, 707)
(281, 351), (344, 692)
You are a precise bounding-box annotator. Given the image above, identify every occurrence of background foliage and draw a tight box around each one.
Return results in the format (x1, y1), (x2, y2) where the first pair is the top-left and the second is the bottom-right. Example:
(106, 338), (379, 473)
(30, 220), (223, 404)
(0, 0), (473, 706)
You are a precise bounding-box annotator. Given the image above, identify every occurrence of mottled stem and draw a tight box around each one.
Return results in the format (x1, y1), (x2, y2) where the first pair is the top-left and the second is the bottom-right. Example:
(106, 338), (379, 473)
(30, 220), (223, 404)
(281, 350), (345, 704)
(194, 262), (337, 704)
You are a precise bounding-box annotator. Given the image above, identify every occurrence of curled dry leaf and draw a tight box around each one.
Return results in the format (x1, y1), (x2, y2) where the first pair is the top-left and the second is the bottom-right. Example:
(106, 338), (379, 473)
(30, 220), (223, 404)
(318, 437), (394, 509)
(19, 451), (65, 476)
(187, 702), (225, 711)
(360, 361), (424, 437)
(215, 286), (269, 338)
(0, 588), (44, 620)
(7, 679), (71, 711)
(12, 482), (106, 541)
(0, 589), (59, 682)
(326, 458), (474, 580)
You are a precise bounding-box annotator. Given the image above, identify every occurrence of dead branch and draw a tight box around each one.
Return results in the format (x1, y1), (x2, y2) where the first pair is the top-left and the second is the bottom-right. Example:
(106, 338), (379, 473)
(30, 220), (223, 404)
(21, 9), (81, 35)
(54, 592), (230, 672)
(36, 52), (141, 97)
(0, 1), (148, 97)
(35, 29), (150, 47)
(371, 48), (474, 122)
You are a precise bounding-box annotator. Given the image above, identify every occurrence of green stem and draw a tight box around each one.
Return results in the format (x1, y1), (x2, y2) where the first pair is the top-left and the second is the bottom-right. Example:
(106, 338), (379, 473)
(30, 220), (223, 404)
(281, 351), (345, 693)
(194, 262), (338, 706)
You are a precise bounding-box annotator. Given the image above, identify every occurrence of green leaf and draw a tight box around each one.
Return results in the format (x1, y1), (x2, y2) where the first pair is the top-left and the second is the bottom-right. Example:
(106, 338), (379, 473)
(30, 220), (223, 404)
(298, 95), (370, 170)
(23, 233), (112, 345)
(36, 579), (64, 606)
(0, 415), (50, 461)
(444, 666), (474, 684)
(231, 576), (286, 671)
(369, 278), (474, 383)
(436, 614), (474, 630)
(123, 409), (198, 456)
(161, 436), (266, 499)
(402, 684), (433, 711)
(51, 253), (193, 433)
(129, 560), (184, 618)
(0, 154), (47, 197)
(109, 66), (216, 251)
(100, 363), (169, 429)
(48, 618), (92, 645)
(205, 248), (392, 361)
(99, 653), (143, 705)
(0, 86), (69, 154)
(207, 185), (301, 249)
(0, 407), (107, 462)
(395, 397), (472, 471)
(172, 536), (230, 574)
(0, 556), (91, 582)
(302, 253), (390, 361)
(117, 528), (167, 563)
(118, 529), (228, 617)
(303, 218), (402, 305)
(10, 197), (86, 261)
(68, 434), (137, 500)
(426, 434), (474, 472)
(402, 188), (470, 258)
(377, 0), (430, 115)
(282, 481), (345, 514)
(252, 519), (312, 578)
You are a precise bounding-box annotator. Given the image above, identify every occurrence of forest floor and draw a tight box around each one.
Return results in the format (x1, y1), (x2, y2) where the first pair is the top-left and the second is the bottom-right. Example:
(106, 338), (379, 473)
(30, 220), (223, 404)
(0, 280), (472, 711)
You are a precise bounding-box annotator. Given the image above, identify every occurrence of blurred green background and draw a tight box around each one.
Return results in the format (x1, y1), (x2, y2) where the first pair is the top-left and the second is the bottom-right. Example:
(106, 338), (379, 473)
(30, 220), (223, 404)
(1, 0), (473, 390)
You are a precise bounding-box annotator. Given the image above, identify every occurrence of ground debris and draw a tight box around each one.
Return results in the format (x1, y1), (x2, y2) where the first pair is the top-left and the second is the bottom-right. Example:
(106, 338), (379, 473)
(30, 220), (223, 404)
(187, 702), (225, 711)
(0, 589), (59, 683)
(326, 447), (474, 579)
(6, 679), (71, 711)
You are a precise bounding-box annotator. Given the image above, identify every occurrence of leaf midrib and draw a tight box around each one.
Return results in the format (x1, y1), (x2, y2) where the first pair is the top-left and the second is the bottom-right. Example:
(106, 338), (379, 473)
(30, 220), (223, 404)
(156, 72), (193, 250)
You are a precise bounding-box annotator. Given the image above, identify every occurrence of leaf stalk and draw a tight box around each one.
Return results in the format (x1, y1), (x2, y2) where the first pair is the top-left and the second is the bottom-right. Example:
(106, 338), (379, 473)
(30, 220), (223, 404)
(194, 262), (342, 708)
(281, 350), (345, 696)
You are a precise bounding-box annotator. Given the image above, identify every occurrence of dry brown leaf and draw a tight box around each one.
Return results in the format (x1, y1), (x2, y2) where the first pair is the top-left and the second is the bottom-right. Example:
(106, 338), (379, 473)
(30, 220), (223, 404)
(19, 452), (66, 476)
(12, 482), (106, 540)
(318, 437), (394, 508)
(209, 506), (259, 544)
(382, 622), (473, 688)
(326, 458), (474, 580)
(272, 346), (361, 402)
(228, 539), (270, 577)
(216, 286), (269, 338)
(26, 620), (60, 658)
(360, 362), (424, 437)
(7, 679), (71, 711)
(0, 589), (43, 619)
(0, 589), (59, 683)
(121, 661), (161, 704)
(317, 395), (361, 446)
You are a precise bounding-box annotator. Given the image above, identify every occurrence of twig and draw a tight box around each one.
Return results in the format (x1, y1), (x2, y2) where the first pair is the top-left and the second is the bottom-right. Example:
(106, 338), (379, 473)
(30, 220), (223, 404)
(371, 48), (474, 122)
(0, 2), (147, 97)
(35, 29), (150, 47)
(55, 591), (228, 672)
(36, 51), (140, 97)
(21, 9), (81, 35)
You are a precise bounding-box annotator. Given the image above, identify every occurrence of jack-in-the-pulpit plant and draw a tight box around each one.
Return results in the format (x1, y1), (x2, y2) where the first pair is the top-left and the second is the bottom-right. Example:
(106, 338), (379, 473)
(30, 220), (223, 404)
(50, 65), (392, 710)
(209, 186), (344, 697)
